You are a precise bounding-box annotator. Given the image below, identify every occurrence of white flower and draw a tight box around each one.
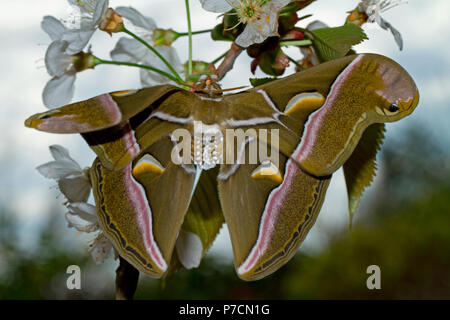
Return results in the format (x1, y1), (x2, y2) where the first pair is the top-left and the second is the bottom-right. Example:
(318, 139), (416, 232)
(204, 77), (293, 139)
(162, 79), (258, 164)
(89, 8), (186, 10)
(176, 230), (203, 269)
(66, 202), (99, 233)
(63, 0), (109, 54)
(358, 0), (405, 50)
(41, 16), (96, 108)
(89, 233), (114, 264)
(41, 15), (70, 42)
(199, 0), (292, 47)
(111, 6), (183, 86)
(41, 17), (76, 108)
(37, 145), (91, 203)
(41, 1), (109, 55)
(42, 41), (77, 108)
(66, 202), (114, 264)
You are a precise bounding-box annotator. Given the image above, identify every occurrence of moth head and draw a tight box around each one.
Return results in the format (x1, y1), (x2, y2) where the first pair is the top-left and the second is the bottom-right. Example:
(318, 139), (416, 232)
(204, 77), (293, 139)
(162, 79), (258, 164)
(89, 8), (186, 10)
(369, 54), (420, 122)
(24, 109), (61, 130)
(193, 74), (223, 97)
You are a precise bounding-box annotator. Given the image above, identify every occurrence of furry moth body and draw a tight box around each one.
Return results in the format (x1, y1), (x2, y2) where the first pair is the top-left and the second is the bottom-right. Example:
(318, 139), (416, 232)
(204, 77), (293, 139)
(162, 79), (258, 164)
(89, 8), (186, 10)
(25, 54), (419, 280)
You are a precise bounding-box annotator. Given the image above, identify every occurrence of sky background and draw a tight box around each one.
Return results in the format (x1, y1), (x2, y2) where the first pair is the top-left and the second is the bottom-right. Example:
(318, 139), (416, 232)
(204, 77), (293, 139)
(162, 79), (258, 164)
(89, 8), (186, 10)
(0, 0), (449, 272)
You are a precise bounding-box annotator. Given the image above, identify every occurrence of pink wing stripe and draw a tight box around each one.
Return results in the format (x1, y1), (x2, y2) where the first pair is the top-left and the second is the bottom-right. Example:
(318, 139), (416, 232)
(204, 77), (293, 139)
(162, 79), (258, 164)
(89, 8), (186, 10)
(295, 55), (364, 162)
(37, 94), (122, 133)
(123, 164), (167, 271)
(121, 123), (140, 159)
(238, 56), (365, 274)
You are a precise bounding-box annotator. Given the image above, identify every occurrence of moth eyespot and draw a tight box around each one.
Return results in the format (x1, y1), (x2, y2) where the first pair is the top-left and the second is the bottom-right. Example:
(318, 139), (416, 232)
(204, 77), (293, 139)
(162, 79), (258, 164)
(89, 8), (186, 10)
(110, 89), (137, 97)
(388, 104), (399, 112)
(284, 92), (325, 115)
(133, 154), (165, 176)
(251, 160), (283, 184)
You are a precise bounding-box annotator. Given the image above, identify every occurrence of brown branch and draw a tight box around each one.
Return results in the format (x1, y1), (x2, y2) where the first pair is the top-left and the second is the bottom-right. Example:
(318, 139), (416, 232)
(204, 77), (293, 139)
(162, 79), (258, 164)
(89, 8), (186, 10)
(215, 42), (244, 81)
(115, 256), (139, 300)
(295, 0), (316, 11)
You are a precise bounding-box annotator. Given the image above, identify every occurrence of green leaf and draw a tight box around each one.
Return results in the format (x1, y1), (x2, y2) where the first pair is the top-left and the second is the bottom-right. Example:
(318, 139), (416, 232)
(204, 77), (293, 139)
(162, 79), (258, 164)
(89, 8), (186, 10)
(211, 24), (234, 42)
(167, 168), (224, 275)
(257, 47), (289, 76)
(309, 24), (368, 61)
(280, 0), (316, 15)
(181, 167), (224, 256)
(249, 77), (278, 87)
(343, 123), (386, 228)
(211, 10), (243, 42)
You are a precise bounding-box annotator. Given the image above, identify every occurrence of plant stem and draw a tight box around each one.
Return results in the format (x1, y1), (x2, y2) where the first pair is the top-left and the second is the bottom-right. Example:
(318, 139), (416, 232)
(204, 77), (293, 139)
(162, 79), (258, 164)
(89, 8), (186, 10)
(210, 51), (229, 65)
(285, 54), (303, 69)
(122, 26), (183, 82)
(279, 39), (313, 47)
(216, 42), (244, 80)
(185, 0), (193, 77)
(116, 257), (139, 300)
(177, 29), (212, 36)
(95, 58), (179, 83)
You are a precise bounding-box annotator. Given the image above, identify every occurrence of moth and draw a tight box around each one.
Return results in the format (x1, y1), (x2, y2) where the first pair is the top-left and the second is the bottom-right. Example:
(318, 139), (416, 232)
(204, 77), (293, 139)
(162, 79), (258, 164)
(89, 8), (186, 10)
(25, 53), (419, 281)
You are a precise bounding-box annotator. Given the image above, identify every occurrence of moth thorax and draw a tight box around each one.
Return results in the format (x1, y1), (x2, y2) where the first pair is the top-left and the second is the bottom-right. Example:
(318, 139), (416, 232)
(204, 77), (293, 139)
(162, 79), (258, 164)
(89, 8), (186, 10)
(194, 74), (223, 97)
(192, 122), (223, 170)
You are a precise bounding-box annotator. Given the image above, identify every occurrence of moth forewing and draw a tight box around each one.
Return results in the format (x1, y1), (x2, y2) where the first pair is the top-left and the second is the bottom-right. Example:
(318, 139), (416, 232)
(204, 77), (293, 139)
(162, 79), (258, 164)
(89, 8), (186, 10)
(25, 53), (419, 281)
(293, 54), (419, 177)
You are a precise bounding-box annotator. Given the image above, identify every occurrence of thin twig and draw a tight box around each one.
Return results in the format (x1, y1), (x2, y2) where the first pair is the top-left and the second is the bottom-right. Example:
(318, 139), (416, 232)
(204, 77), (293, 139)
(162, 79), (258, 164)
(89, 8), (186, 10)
(115, 257), (139, 300)
(185, 0), (193, 77)
(210, 50), (229, 65)
(122, 26), (183, 82)
(215, 42), (244, 80)
(177, 29), (212, 36)
(96, 58), (179, 83)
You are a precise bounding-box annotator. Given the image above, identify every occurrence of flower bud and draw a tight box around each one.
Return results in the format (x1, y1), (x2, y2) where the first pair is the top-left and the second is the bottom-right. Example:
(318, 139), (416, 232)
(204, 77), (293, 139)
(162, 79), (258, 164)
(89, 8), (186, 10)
(184, 61), (213, 83)
(153, 29), (180, 46)
(255, 48), (289, 76)
(72, 51), (96, 72)
(281, 29), (305, 41)
(99, 8), (124, 35)
(346, 7), (369, 27)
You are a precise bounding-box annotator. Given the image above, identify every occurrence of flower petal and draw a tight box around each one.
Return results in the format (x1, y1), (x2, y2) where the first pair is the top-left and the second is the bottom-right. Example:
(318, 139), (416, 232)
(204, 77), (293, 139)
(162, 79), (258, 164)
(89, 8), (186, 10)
(45, 41), (72, 77)
(139, 46), (182, 86)
(41, 16), (68, 41)
(62, 29), (95, 55)
(115, 6), (157, 31)
(59, 175), (91, 203)
(270, 0), (292, 10)
(92, 0), (109, 26)
(42, 72), (76, 109)
(379, 17), (403, 51)
(65, 212), (97, 232)
(36, 159), (82, 179)
(235, 2), (285, 48)
(89, 234), (113, 264)
(199, 0), (233, 13)
(110, 37), (148, 62)
(65, 202), (98, 233)
(49, 144), (72, 161)
(67, 202), (97, 220)
(176, 230), (203, 269)
(306, 20), (328, 31)
(235, 21), (274, 47)
(68, 0), (95, 14)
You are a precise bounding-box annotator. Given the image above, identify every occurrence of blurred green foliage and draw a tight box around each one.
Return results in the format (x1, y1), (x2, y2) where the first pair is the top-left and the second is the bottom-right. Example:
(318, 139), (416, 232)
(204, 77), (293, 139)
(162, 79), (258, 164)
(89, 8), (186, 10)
(134, 184), (450, 299)
(1, 128), (449, 299)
